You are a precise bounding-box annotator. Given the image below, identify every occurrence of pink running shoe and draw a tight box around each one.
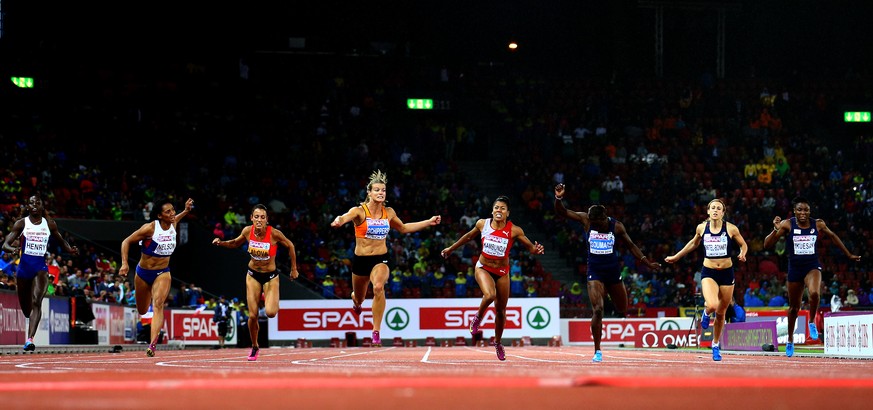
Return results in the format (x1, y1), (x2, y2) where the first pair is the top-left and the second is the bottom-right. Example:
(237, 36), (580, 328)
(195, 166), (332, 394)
(248, 346), (260, 361)
(469, 315), (480, 335)
(146, 343), (156, 357)
(495, 342), (506, 361)
(372, 331), (382, 346)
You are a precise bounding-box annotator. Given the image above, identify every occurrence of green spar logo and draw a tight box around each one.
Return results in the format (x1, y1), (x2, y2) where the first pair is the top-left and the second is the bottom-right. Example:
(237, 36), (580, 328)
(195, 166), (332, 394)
(526, 306), (551, 330)
(659, 320), (681, 331)
(385, 307), (410, 331)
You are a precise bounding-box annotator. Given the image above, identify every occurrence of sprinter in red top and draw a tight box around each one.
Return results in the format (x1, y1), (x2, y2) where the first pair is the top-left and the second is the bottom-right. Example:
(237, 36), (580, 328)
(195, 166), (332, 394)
(441, 195), (544, 361)
(213, 204), (298, 361)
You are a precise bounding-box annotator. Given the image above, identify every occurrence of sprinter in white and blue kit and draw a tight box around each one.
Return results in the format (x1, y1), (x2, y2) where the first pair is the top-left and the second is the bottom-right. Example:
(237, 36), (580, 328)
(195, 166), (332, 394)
(2, 195), (79, 352)
(119, 197), (194, 357)
(666, 198), (748, 362)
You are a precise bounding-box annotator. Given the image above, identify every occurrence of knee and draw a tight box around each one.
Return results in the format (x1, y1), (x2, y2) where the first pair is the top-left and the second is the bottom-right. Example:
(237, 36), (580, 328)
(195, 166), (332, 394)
(591, 305), (604, 319)
(705, 301), (719, 313)
(481, 291), (496, 305)
(265, 308), (278, 318)
(372, 284), (385, 296)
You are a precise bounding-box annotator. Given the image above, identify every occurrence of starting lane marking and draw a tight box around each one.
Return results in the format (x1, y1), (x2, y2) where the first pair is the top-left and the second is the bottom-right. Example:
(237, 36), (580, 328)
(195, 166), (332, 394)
(574, 376), (873, 388)
(0, 376), (560, 391)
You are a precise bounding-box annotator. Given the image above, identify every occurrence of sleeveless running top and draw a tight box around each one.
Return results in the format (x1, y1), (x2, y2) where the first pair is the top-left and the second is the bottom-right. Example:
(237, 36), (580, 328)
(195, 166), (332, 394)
(786, 217), (819, 264)
(22, 217), (50, 257)
(480, 219), (514, 260)
(587, 218), (620, 272)
(140, 221), (176, 258)
(354, 204), (390, 240)
(702, 221), (735, 260)
(248, 226), (277, 261)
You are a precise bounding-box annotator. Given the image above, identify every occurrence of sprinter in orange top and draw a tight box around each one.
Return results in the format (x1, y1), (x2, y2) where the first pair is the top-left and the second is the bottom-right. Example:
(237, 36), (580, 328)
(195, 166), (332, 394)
(331, 170), (441, 346)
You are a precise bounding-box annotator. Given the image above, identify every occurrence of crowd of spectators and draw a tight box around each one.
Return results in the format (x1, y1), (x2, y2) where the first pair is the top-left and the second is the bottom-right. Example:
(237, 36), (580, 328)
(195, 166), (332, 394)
(2, 48), (872, 322)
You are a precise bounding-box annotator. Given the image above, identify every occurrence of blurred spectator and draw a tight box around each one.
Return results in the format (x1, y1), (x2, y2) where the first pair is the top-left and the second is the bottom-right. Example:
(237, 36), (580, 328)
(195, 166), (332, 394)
(768, 291), (787, 307)
(510, 270), (524, 297)
(830, 294), (842, 312)
(314, 258), (329, 279)
(566, 282), (583, 305)
(389, 271), (402, 296)
(525, 281), (538, 297)
(322, 275), (336, 298)
(454, 271), (467, 297)
(744, 288), (765, 307)
(844, 289), (859, 308)
(212, 223), (226, 240)
(0, 252), (16, 275)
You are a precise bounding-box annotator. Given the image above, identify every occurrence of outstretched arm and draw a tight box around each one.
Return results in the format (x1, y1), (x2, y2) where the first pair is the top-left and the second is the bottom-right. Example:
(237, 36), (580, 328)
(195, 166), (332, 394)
(818, 219), (861, 261)
(118, 222), (153, 276)
(616, 221), (660, 270)
(331, 206), (362, 228)
(213, 226), (251, 249)
(390, 208), (441, 234)
(47, 218), (79, 255)
(763, 216), (788, 249)
(174, 198), (195, 224)
(441, 221), (482, 258)
(728, 223), (748, 263)
(554, 184), (587, 224)
(273, 229), (299, 280)
(665, 223), (703, 263)
(1, 219), (25, 254)
(512, 225), (545, 255)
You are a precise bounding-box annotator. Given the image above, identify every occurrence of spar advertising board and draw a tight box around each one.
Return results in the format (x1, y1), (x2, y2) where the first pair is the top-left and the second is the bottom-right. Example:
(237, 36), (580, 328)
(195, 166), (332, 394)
(561, 317), (694, 346)
(269, 298), (560, 340)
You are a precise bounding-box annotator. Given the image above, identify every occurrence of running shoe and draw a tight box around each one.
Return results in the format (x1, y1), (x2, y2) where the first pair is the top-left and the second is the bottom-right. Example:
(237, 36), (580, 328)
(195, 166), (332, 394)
(469, 315), (480, 335)
(23, 339), (35, 352)
(712, 345), (722, 361)
(248, 346), (260, 361)
(592, 350), (602, 363)
(495, 342), (506, 361)
(786, 342), (794, 358)
(808, 323), (819, 340)
(351, 292), (362, 316)
(371, 331), (381, 347)
(146, 343), (156, 357)
(701, 313), (711, 330)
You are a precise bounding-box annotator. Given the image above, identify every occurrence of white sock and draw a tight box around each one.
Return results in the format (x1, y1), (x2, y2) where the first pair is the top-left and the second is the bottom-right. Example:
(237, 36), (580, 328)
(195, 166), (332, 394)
(712, 342), (719, 348)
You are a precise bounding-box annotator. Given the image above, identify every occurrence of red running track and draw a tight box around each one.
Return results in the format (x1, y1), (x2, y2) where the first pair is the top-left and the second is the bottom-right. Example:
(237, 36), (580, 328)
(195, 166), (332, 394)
(1, 346), (871, 409)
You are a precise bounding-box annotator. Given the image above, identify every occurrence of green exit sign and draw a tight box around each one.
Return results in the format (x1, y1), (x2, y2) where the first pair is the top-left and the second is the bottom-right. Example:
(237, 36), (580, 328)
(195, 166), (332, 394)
(844, 111), (871, 123)
(406, 99), (433, 110)
(11, 77), (34, 88)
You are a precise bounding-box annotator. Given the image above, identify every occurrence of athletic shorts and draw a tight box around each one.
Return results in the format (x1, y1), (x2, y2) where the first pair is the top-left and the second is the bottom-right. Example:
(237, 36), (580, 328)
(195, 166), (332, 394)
(247, 269), (279, 285)
(136, 265), (171, 285)
(586, 267), (622, 286)
(701, 266), (735, 286)
(352, 253), (390, 277)
(787, 260), (822, 283)
(476, 259), (509, 279)
(16, 254), (47, 280)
